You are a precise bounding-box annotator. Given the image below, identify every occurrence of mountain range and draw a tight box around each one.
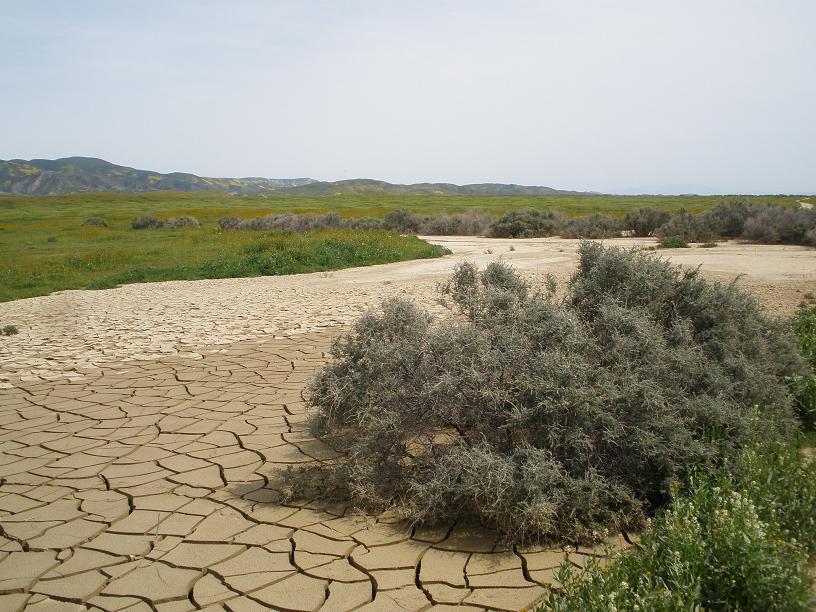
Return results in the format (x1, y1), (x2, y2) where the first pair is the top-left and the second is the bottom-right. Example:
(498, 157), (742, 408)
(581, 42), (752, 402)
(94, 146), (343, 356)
(0, 157), (582, 196)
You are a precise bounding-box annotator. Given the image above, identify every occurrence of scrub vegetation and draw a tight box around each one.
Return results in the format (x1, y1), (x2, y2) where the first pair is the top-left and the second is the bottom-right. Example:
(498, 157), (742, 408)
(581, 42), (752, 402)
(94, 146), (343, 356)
(284, 243), (805, 543)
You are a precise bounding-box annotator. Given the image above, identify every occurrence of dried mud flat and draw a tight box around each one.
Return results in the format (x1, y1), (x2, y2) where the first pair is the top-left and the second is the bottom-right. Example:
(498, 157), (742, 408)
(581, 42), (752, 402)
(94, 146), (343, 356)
(0, 237), (814, 611)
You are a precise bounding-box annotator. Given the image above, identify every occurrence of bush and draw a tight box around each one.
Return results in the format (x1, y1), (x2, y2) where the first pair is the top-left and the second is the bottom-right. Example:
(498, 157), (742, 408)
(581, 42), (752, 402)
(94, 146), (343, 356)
(790, 306), (816, 429)
(422, 211), (494, 236)
(702, 199), (762, 238)
(2, 324), (18, 336)
(561, 214), (621, 239)
(165, 215), (200, 228)
(657, 236), (690, 249)
(383, 208), (422, 233)
(624, 207), (670, 237)
(285, 243), (803, 542)
(81, 216), (108, 228)
(742, 206), (816, 246)
(488, 209), (565, 238)
(131, 215), (162, 229)
(700, 241), (718, 248)
(656, 209), (716, 243)
(540, 443), (816, 611)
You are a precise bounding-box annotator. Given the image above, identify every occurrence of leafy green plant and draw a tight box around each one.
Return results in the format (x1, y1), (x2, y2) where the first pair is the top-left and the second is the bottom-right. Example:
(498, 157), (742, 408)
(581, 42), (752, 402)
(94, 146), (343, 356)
(790, 306), (816, 429)
(657, 236), (690, 249)
(488, 208), (565, 238)
(285, 243), (803, 542)
(539, 443), (816, 611)
(2, 324), (18, 336)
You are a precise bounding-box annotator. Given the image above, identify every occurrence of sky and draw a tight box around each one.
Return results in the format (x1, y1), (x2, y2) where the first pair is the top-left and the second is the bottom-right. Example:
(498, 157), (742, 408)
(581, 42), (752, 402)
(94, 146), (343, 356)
(1, 1), (814, 194)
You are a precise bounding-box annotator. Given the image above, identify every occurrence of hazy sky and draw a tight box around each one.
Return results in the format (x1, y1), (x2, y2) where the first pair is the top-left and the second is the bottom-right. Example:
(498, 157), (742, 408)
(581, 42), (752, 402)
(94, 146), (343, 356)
(2, 1), (814, 194)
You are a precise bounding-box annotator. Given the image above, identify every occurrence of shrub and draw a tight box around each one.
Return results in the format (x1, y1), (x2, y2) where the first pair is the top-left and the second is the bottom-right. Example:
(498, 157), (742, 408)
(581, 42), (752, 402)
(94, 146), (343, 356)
(47, 236), (57, 243)
(656, 209), (716, 243)
(624, 207), (670, 237)
(657, 236), (690, 249)
(488, 209), (565, 238)
(168, 215), (200, 228)
(742, 206), (816, 246)
(540, 443), (816, 611)
(790, 306), (816, 429)
(561, 214), (621, 239)
(2, 324), (18, 336)
(218, 215), (243, 230)
(81, 216), (108, 228)
(700, 241), (718, 248)
(131, 215), (162, 229)
(285, 243), (803, 542)
(702, 199), (762, 238)
(383, 208), (422, 233)
(422, 211), (494, 236)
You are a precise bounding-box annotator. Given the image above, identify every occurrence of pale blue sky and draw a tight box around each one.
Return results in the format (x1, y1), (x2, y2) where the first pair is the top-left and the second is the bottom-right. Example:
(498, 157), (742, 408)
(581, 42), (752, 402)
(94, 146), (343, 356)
(1, 1), (814, 194)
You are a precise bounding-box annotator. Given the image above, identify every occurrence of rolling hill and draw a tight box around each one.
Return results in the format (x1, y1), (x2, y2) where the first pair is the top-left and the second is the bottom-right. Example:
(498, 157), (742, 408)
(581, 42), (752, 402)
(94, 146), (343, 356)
(0, 157), (316, 195)
(0, 157), (584, 196)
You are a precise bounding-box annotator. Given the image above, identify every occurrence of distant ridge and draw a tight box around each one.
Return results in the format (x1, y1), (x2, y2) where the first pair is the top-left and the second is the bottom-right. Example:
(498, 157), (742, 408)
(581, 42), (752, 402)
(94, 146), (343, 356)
(0, 157), (315, 195)
(0, 157), (585, 196)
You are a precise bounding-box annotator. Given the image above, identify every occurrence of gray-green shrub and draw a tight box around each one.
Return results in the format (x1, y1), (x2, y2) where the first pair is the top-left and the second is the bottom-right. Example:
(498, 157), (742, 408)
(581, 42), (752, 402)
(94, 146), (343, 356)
(561, 214), (621, 238)
(488, 208), (564, 238)
(285, 243), (803, 542)
(624, 207), (670, 237)
(81, 216), (108, 228)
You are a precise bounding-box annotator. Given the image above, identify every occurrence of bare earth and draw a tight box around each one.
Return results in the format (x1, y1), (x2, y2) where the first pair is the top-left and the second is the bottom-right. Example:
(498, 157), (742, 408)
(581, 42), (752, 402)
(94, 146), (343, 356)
(0, 237), (814, 611)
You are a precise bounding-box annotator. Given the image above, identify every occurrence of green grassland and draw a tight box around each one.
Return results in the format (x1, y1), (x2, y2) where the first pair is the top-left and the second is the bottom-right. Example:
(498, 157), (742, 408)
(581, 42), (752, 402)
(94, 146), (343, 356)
(0, 191), (800, 303)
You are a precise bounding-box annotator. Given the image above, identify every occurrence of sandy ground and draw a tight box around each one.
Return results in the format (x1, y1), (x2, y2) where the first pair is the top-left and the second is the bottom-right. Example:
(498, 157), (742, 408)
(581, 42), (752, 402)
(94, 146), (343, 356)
(0, 237), (813, 610)
(1, 236), (814, 386)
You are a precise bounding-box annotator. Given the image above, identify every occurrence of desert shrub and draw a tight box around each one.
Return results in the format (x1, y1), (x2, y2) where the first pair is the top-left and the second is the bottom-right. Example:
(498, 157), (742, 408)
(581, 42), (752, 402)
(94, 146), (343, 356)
(81, 216), (108, 228)
(742, 206), (816, 246)
(657, 236), (690, 249)
(218, 215), (243, 229)
(488, 208), (565, 238)
(790, 306), (816, 429)
(561, 214), (621, 239)
(165, 215), (200, 228)
(422, 211), (494, 236)
(131, 215), (163, 229)
(624, 207), (670, 237)
(47, 236), (57, 243)
(700, 241), (718, 248)
(383, 208), (422, 233)
(656, 209), (716, 242)
(345, 216), (383, 231)
(2, 324), (18, 336)
(702, 199), (762, 238)
(540, 443), (816, 611)
(285, 243), (803, 542)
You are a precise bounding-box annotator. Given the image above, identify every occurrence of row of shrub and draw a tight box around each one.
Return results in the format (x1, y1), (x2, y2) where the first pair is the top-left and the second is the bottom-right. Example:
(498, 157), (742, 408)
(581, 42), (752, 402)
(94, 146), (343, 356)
(539, 441), (816, 611)
(283, 244), (807, 544)
(215, 200), (816, 246)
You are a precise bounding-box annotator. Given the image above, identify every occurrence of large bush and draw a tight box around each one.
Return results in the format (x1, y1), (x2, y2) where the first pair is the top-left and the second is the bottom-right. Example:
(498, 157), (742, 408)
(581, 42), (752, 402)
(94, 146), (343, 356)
(656, 209), (717, 243)
(561, 214), (621, 239)
(624, 207), (670, 237)
(488, 208), (565, 238)
(286, 243), (803, 542)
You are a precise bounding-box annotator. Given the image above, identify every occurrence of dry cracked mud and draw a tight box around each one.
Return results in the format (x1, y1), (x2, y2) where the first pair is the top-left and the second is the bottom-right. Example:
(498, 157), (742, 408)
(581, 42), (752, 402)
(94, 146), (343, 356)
(1, 236), (814, 610)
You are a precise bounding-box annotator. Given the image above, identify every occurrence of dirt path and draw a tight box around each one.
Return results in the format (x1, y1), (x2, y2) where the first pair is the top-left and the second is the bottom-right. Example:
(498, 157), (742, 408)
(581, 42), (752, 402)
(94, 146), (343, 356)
(798, 198), (813, 209)
(1, 237), (814, 387)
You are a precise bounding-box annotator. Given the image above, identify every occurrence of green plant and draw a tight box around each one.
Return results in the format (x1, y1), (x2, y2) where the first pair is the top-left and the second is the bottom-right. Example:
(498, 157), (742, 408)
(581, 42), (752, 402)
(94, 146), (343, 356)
(81, 216), (108, 228)
(131, 215), (162, 229)
(285, 243), (803, 542)
(46, 236), (57, 243)
(2, 324), (18, 336)
(657, 236), (690, 249)
(700, 241), (718, 248)
(790, 306), (816, 429)
(539, 443), (816, 611)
